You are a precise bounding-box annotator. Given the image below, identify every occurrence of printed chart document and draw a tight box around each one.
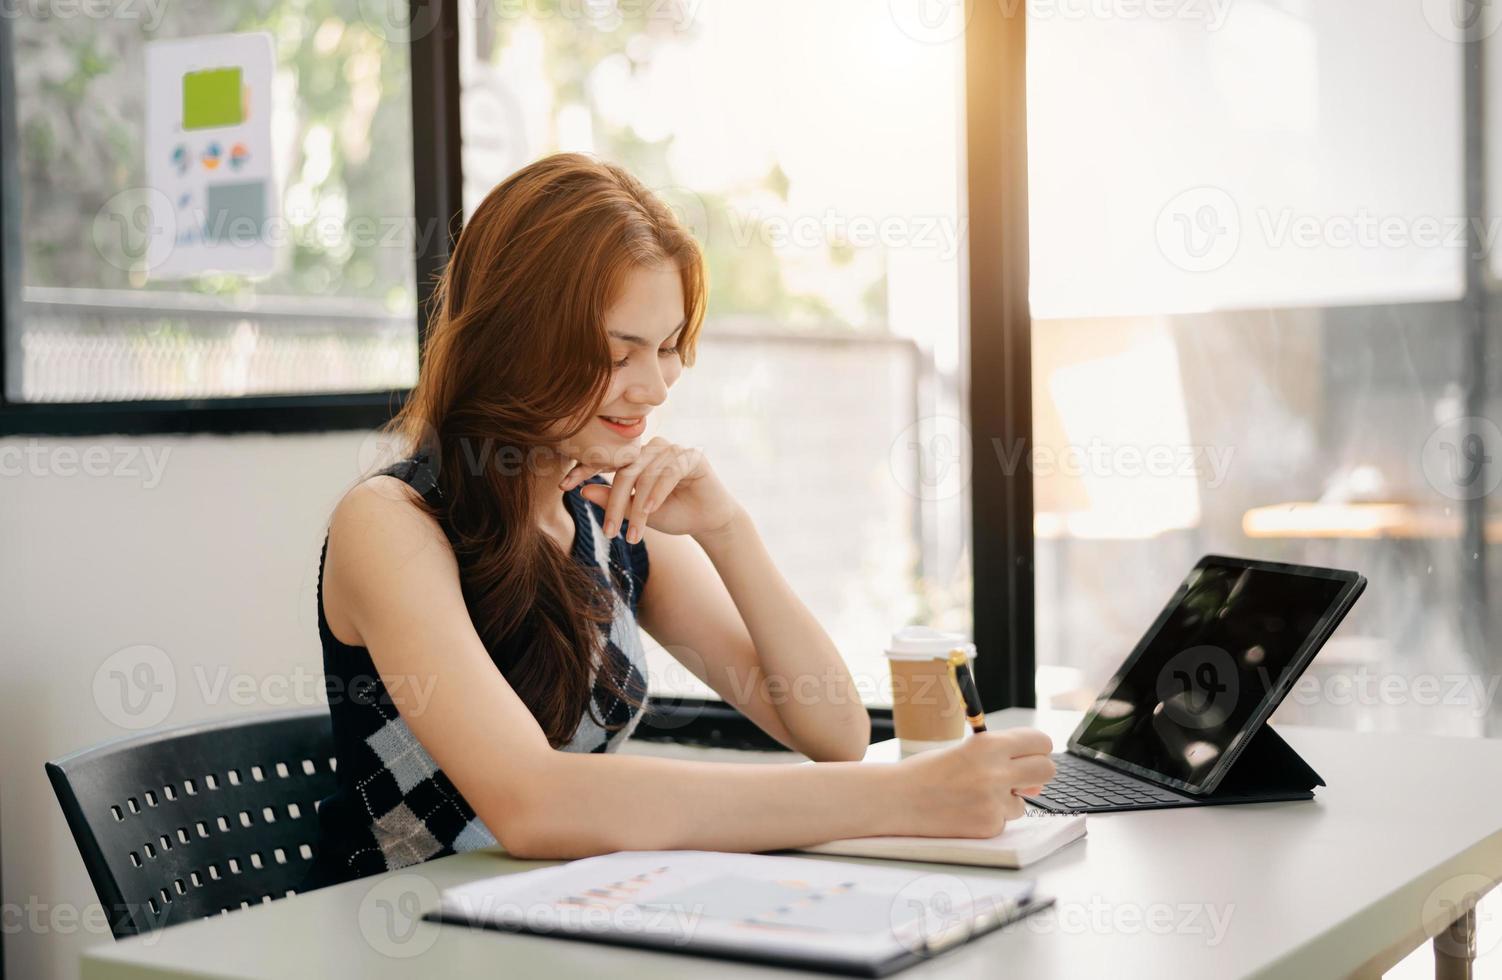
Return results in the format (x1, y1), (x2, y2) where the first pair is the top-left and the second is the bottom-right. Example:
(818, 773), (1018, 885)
(428, 850), (1052, 977)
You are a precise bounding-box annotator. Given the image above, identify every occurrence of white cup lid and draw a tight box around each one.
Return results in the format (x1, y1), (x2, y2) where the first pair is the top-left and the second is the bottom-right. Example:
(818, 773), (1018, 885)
(885, 625), (975, 660)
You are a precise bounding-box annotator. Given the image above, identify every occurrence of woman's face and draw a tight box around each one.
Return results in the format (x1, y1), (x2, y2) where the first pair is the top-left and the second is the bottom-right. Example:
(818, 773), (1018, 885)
(561, 260), (686, 462)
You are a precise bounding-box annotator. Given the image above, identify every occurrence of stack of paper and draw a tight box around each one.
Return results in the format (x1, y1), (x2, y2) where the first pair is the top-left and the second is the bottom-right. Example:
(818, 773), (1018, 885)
(794, 812), (1087, 869)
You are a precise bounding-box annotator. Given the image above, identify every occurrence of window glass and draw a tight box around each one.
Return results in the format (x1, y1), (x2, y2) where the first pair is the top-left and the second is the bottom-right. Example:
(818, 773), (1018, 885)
(460, 0), (970, 703)
(9, 2), (419, 402)
(1028, 0), (1495, 737)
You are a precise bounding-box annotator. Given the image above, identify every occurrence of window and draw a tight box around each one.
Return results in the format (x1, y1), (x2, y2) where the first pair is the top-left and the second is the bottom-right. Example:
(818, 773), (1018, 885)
(2, 1), (422, 430)
(1027, 0), (1498, 736)
(458, 0), (971, 708)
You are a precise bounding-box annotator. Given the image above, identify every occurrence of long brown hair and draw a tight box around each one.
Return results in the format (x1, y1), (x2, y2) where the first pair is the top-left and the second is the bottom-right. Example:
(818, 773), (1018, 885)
(387, 153), (708, 747)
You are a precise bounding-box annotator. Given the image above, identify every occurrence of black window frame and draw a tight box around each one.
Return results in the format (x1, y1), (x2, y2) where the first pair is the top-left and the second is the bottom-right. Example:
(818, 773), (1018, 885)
(0, 6), (461, 436)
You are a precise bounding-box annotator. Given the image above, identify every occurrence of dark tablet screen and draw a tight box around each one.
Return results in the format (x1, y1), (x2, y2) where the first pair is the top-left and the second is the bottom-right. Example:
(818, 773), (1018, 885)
(1069, 557), (1359, 794)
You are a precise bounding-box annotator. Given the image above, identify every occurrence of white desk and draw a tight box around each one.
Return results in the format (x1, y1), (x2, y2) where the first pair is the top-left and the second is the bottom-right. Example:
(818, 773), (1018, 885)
(81, 709), (1502, 979)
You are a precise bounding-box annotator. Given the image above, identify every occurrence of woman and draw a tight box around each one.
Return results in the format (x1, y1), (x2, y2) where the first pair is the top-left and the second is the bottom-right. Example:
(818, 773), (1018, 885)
(305, 153), (1055, 888)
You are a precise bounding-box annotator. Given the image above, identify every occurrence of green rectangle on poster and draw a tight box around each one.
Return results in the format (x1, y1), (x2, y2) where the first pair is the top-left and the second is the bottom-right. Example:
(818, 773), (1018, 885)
(182, 67), (243, 130)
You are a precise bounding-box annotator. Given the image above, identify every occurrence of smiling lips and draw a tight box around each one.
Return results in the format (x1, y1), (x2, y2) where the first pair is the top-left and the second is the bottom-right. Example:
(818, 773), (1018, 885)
(598, 415), (645, 438)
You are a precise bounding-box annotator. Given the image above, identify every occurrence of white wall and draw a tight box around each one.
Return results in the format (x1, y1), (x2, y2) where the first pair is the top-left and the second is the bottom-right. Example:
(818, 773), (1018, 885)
(0, 430), (370, 980)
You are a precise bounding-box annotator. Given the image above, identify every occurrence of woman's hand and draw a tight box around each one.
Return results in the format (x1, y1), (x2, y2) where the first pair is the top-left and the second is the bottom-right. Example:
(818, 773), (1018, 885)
(562, 437), (742, 542)
(897, 728), (1057, 838)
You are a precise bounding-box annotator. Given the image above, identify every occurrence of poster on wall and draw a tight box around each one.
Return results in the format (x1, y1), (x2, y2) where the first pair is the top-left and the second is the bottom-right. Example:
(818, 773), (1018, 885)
(144, 32), (278, 279)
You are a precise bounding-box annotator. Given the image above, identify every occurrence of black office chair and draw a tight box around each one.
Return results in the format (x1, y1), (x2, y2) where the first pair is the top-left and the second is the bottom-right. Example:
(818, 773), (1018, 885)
(46, 707), (337, 938)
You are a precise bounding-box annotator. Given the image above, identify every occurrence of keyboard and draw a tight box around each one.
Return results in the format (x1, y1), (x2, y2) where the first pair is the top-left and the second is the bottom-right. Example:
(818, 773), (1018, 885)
(1026, 752), (1195, 812)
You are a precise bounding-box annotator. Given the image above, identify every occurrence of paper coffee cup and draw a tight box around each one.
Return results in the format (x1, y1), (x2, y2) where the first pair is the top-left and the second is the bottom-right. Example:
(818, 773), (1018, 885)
(886, 626), (977, 756)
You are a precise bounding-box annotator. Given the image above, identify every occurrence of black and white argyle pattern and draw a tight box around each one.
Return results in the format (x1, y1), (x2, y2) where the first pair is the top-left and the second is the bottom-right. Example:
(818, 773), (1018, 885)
(309, 463), (650, 884)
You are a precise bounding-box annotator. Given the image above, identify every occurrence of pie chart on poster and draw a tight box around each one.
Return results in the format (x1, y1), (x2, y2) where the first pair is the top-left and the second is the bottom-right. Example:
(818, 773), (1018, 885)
(201, 142), (222, 170)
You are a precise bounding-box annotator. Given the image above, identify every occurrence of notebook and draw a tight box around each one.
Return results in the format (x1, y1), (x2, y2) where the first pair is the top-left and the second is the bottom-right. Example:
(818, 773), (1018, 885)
(427, 849), (1053, 977)
(793, 812), (1087, 869)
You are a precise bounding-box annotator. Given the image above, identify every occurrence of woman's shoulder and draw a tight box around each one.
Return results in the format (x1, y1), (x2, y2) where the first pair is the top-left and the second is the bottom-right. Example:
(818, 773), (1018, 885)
(333, 474), (445, 541)
(333, 452), (445, 532)
(322, 475), (461, 646)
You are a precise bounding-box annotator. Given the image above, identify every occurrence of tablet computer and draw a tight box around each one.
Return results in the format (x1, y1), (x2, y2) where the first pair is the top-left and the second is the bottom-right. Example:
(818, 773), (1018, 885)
(1066, 555), (1366, 796)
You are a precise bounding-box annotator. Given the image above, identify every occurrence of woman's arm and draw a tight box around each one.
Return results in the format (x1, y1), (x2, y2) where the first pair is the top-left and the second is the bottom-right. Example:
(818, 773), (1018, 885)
(636, 519), (871, 762)
(324, 477), (1055, 860)
(572, 437), (869, 761)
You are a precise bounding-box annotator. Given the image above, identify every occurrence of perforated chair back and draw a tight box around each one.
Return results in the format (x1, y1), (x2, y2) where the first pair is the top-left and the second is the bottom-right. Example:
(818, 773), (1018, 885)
(46, 707), (336, 938)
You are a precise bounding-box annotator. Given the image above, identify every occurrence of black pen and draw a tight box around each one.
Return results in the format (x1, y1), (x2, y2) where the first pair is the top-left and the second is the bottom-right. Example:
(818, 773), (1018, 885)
(947, 649), (988, 734)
